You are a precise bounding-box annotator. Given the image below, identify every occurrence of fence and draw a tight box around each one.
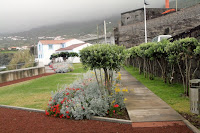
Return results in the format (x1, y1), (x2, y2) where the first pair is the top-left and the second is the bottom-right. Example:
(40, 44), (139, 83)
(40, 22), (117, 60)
(0, 61), (39, 72)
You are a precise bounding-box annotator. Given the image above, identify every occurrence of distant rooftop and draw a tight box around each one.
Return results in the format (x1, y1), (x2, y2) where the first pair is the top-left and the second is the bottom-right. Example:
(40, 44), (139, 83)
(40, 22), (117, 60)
(39, 39), (74, 45)
(56, 43), (86, 51)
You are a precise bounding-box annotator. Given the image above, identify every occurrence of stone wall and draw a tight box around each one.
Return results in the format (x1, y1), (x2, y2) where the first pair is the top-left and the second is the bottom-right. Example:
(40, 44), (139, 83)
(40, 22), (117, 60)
(172, 25), (200, 41)
(121, 8), (173, 26)
(0, 66), (45, 83)
(116, 4), (200, 48)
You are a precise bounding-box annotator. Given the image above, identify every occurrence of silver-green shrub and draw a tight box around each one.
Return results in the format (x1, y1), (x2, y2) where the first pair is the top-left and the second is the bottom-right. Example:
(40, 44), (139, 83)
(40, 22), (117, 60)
(46, 70), (128, 120)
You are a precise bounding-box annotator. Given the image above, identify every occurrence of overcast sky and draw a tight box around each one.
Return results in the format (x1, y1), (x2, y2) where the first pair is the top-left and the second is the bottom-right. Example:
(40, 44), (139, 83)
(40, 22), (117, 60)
(0, 0), (169, 33)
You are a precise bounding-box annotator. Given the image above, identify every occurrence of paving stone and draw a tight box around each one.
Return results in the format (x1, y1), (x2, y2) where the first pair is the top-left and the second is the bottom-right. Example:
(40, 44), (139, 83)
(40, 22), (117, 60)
(120, 69), (184, 123)
(128, 109), (184, 122)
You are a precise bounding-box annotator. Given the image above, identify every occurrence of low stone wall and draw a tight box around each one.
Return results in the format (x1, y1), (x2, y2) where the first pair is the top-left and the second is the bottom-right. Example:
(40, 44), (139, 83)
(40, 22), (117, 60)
(0, 67), (45, 83)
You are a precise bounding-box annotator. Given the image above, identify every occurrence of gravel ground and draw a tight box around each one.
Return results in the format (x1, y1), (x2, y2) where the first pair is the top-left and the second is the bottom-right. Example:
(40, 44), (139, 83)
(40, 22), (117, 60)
(0, 108), (193, 133)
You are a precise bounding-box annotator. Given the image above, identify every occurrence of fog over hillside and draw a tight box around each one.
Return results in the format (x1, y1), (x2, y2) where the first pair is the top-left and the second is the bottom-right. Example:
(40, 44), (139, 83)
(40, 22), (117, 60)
(0, 0), (166, 34)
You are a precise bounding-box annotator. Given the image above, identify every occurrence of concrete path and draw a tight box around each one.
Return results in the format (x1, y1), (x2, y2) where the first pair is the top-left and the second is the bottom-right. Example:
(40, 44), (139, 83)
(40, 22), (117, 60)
(45, 66), (55, 73)
(120, 69), (185, 127)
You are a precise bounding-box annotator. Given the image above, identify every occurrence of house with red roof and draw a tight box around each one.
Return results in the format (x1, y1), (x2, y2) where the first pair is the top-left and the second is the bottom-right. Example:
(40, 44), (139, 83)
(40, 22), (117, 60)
(56, 42), (92, 63)
(37, 39), (87, 65)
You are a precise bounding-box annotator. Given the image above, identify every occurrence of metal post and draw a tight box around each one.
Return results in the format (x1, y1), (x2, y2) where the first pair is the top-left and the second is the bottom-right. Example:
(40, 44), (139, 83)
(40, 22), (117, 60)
(176, 0), (178, 11)
(144, 2), (147, 43)
(97, 25), (99, 44)
(104, 20), (107, 44)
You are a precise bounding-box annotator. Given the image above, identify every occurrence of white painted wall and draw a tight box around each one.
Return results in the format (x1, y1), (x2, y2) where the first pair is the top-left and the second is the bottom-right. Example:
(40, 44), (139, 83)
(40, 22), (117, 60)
(55, 43), (92, 63)
(69, 43), (92, 63)
(38, 42), (62, 65)
(37, 39), (85, 65)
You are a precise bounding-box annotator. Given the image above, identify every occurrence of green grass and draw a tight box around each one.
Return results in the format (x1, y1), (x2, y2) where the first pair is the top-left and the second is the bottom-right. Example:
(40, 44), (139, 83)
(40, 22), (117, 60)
(0, 63), (86, 110)
(124, 66), (190, 114)
(70, 63), (87, 73)
(0, 50), (17, 53)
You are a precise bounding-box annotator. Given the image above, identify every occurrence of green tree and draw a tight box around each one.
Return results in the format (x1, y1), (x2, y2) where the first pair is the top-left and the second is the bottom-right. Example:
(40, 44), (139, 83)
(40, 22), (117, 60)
(58, 52), (69, 61)
(80, 44), (127, 94)
(8, 50), (35, 70)
(165, 37), (199, 96)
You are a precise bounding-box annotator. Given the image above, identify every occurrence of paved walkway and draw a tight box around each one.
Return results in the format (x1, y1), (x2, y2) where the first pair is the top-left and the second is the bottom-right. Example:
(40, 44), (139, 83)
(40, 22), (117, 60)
(45, 66), (55, 73)
(120, 69), (186, 127)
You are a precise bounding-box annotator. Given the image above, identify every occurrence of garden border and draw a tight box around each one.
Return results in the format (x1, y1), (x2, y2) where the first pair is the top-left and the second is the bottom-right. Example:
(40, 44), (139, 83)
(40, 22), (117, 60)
(0, 105), (132, 124)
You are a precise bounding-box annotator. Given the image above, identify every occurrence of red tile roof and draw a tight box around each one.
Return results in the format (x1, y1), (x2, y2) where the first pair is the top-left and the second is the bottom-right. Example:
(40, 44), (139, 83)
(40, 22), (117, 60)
(56, 43), (86, 51)
(39, 39), (74, 45)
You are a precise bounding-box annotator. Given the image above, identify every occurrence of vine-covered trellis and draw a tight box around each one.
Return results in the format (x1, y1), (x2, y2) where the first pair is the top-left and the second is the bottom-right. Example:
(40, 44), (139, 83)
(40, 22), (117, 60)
(128, 37), (200, 96)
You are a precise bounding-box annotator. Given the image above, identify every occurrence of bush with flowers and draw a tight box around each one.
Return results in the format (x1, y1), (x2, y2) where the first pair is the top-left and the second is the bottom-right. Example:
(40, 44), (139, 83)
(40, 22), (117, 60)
(46, 70), (128, 120)
(49, 62), (74, 73)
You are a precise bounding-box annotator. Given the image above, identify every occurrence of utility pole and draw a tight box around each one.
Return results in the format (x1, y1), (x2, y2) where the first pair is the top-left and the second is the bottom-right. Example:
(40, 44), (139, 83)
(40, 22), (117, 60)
(104, 20), (107, 44)
(97, 25), (99, 44)
(144, 0), (148, 43)
(176, 0), (178, 11)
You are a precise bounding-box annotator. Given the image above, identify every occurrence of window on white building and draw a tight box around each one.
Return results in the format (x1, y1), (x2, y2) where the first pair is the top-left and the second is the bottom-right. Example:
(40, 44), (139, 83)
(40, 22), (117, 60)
(48, 44), (53, 50)
(61, 44), (65, 48)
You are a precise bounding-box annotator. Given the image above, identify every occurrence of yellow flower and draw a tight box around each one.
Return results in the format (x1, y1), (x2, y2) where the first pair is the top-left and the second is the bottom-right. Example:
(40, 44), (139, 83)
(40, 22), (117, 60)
(122, 88), (128, 92)
(115, 88), (121, 93)
(117, 72), (121, 80)
(124, 98), (127, 101)
(112, 100), (115, 104)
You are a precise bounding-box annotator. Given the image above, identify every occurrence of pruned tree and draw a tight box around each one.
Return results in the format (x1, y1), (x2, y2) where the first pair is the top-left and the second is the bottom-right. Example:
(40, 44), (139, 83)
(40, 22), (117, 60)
(80, 44), (128, 94)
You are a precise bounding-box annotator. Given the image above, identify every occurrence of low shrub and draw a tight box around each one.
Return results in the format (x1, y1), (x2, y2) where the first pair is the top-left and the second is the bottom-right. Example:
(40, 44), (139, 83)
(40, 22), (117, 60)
(49, 62), (74, 73)
(46, 71), (128, 120)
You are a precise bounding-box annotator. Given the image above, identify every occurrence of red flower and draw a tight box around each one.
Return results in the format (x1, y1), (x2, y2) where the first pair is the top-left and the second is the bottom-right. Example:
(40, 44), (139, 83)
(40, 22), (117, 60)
(61, 100), (64, 104)
(60, 114), (63, 118)
(114, 104), (119, 108)
(66, 93), (69, 95)
(45, 110), (49, 116)
(66, 115), (70, 119)
(66, 111), (69, 114)
(113, 110), (115, 113)
(82, 107), (85, 110)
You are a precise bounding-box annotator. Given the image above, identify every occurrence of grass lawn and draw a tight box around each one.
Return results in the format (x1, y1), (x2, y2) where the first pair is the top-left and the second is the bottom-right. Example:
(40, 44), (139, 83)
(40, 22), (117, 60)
(0, 64), (86, 110)
(0, 51), (17, 53)
(124, 66), (190, 114)
(70, 63), (87, 73)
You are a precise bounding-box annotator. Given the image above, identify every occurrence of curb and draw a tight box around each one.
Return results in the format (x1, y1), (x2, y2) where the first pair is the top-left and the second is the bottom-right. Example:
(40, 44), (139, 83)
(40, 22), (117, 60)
(90, 116), (131, 124)
(0, 105), (45, 113)
(183, 120), (200, 133)
(0, 105), (131, 124)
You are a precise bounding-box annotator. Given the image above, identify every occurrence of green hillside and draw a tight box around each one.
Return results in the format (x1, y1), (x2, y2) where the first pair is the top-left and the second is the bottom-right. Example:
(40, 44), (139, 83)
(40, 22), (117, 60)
(0, 16), (119, 48)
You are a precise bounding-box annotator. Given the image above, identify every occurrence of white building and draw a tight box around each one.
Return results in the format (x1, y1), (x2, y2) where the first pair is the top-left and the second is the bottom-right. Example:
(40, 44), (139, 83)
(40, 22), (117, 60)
(56, 43), (92, 63)
(37, 39), (88, 65)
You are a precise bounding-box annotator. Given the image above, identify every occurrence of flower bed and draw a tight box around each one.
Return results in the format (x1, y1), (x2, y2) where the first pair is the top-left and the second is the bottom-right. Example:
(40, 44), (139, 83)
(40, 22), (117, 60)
(46, 71), (129, 120)
(49, 62), (73, 73)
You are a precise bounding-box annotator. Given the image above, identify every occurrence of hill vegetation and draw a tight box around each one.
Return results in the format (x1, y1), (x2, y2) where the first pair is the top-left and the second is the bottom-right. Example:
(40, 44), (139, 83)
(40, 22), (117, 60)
(0, 16), (119, 48)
